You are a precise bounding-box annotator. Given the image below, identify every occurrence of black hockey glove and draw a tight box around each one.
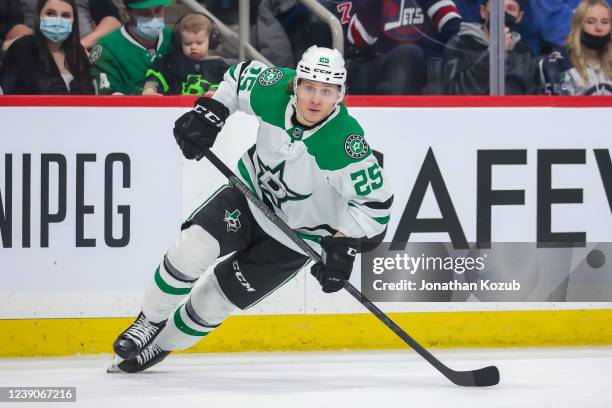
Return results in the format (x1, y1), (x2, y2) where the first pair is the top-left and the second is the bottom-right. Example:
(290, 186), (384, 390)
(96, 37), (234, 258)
(173, 97), (230, 160)
(311, 236), (359, 293)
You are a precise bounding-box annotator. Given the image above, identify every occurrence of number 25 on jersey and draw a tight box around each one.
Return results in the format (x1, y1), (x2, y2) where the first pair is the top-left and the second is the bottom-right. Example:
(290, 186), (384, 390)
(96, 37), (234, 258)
(351, 163), (383, 196)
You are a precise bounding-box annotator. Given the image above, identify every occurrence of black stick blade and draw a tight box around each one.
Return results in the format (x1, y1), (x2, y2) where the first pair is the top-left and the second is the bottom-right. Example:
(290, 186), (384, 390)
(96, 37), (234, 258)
(448, 365), (500, 387)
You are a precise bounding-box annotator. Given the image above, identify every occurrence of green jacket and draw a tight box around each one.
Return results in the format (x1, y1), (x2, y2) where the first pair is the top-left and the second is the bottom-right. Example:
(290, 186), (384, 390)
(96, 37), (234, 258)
(89, 26), (172, 95)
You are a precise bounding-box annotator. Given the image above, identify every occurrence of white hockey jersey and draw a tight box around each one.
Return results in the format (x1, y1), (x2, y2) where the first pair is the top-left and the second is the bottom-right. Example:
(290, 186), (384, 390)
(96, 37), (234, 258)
(212, 61), (393, 253)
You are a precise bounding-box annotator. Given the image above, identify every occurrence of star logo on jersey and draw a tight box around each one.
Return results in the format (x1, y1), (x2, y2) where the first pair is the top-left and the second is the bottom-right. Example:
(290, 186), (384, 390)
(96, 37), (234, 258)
(89, 45), (102, 64)
(256, 157), (311, 209)
(344, 134), (369, 159)
(258, 68), (284, 86)
(223, 209), (242, 232)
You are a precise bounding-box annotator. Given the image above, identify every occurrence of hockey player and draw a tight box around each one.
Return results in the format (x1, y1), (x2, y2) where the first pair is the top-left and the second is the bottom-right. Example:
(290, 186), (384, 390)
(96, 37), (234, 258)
(109, 46), (394, 373)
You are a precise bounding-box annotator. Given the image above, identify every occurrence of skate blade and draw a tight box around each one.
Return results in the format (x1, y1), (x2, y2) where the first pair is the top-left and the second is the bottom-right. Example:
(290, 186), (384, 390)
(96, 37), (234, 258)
(106, 355), (125, 373)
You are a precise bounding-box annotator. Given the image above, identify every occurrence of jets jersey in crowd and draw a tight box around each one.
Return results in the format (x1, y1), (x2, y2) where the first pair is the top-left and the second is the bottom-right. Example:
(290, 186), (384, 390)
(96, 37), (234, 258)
(212, 61), (393, 253)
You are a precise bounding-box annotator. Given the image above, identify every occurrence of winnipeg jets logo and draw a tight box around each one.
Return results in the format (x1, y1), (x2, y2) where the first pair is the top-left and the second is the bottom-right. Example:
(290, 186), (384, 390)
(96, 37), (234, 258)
(256, 157), (311, 209)
(344, 134), (369, 159)
(224, 209), (241, 232)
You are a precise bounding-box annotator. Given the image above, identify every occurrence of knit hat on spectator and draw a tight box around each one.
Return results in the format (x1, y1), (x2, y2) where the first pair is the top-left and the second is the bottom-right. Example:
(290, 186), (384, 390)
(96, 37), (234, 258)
(124, 0), (172, 9)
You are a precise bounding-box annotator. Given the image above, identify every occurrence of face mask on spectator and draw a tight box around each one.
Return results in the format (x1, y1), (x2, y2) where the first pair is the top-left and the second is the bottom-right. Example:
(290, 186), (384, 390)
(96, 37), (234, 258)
(504, 13), (518, 29)
(485, 12), (520, 31)
(40, 16), (73, 43)
(135, 17), (165, 41)
(580, 31), (611, 50)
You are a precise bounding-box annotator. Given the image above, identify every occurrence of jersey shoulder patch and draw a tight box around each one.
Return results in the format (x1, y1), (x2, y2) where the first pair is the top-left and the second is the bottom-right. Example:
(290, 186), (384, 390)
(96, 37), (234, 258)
(344, 134), (370, 160)
(90, 29), (124, 63)
(89, 44), (104, 64)
(304, 106), (371, 171)
(258, 67), (285, 87)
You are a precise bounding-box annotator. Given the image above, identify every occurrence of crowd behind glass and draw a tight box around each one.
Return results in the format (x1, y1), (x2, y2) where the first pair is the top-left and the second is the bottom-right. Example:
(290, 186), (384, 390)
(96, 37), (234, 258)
(0, 0), (610, 96)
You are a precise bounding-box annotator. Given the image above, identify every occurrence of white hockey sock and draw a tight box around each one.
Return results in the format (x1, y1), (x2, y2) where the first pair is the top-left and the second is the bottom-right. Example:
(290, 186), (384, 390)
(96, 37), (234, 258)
(141, 257), (196, 323)
(155, 273), (236, 350)
(141, 225), (221, 323)
(155, 300), (218, 350)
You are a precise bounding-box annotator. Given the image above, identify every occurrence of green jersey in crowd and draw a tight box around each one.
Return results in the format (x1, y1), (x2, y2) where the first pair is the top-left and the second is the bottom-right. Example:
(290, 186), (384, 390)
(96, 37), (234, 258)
(89, 26), (173, 95)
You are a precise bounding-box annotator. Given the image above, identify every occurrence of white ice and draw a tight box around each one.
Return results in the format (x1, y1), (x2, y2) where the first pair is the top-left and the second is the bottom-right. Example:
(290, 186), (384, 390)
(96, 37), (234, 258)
(1, 347), (611, 408)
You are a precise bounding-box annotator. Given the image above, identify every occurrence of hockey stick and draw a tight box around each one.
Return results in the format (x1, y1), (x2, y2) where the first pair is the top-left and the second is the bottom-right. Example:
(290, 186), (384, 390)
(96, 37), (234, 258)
(202, 149), (500, 387)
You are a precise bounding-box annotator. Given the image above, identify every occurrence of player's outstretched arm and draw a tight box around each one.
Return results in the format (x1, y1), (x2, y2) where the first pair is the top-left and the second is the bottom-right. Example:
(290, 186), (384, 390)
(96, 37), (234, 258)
(173, 97), (230, 160)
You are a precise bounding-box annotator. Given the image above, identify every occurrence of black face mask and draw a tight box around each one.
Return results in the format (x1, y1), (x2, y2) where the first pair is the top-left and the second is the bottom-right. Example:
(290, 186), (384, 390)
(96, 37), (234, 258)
(580, 31), (611, 50)
(486, 12), (519, 30)
(504, 12), (518, 29)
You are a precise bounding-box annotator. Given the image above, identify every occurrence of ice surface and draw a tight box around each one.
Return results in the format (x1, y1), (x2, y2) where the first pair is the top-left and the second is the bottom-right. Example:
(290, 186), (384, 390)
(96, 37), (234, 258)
(0, 347), (611, 408)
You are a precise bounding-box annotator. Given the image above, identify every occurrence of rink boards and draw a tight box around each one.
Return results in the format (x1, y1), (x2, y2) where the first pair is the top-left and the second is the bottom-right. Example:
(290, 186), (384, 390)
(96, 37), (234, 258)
(1, 96), (612, 356)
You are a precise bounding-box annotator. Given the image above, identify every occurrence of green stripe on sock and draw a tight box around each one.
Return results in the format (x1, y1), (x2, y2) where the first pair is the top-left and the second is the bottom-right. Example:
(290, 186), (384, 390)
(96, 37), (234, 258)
(373, 215), (390, 224)
(154, 266), (192, 295)
(173, 306), (209, 337)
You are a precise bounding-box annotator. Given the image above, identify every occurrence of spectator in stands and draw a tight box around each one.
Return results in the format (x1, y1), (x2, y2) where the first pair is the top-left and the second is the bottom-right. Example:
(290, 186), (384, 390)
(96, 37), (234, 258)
(255, 0), (295, 67)
(20, 0), (121, 51)
(198, 0), (240, 26)
(345, 0), (462, 95)
(454, 0), (549, 56)
(1, 0), (33, 54)
(531, 0), (612, 50)
(89, 0), (172, 95)
(143, 13), (229, 95)
(255, 0), (332, 67)
(564, 0), (612, 94)
(441, 0), (535, 94)
(319, 0), (357, 55)
(0, 0), (94, 94)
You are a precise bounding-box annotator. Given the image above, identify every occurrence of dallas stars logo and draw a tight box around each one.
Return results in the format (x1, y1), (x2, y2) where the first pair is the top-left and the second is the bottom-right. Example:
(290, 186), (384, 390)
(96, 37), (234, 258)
(256, 157), (311, 209)
(344, 134), (369, 159)
(224, 209), (241, 232)
(89, 45), (103, 64)
(258, 68), (284, 86)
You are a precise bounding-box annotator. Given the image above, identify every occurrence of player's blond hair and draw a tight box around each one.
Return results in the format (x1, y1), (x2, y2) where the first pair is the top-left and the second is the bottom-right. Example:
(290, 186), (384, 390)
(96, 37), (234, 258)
(567, 0), (612, 82)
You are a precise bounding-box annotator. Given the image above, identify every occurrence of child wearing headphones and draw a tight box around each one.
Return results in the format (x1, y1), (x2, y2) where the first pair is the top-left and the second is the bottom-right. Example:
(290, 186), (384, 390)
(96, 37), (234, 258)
(143, 13), (229, 96)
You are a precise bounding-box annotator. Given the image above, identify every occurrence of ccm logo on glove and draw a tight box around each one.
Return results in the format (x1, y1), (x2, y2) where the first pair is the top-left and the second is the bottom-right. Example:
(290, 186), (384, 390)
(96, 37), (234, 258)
(194, 103), (226, 129)
(173, 97), (230, 160)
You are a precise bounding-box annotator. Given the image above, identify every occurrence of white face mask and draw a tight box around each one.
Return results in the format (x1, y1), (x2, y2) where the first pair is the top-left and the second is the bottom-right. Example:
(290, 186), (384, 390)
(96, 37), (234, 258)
(134, 16), (165, 41)
(40, 16), (73, 43)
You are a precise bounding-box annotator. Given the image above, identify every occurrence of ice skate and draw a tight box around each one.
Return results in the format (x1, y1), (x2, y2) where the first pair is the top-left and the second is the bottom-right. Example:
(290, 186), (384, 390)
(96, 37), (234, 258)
(113, 312), (166, 360)
(109, 343), (171, 373)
